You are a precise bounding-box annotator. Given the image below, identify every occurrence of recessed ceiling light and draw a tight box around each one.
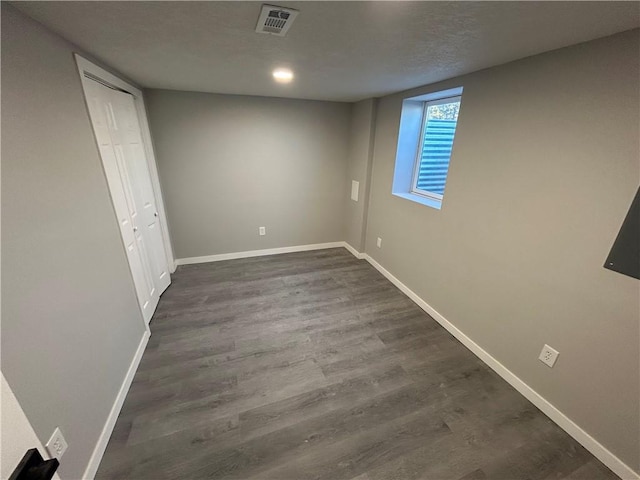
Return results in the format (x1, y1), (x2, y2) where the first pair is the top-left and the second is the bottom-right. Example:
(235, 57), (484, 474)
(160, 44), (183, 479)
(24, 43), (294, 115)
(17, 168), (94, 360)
(273, 68), (294, 83)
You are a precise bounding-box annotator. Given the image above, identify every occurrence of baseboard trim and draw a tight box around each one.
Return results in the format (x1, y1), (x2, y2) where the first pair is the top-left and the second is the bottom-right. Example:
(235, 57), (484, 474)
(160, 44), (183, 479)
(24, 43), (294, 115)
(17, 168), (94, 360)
(342, 242), (365, 259)
(83, 329), (150, 480)
(175, 242), (346, 266)
(359, 252), (638, 480)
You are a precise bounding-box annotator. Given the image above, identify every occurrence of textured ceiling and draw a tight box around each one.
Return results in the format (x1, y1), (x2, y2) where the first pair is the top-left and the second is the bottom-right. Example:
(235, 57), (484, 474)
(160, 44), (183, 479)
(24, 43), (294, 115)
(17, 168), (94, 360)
(12, 1), (640, 102)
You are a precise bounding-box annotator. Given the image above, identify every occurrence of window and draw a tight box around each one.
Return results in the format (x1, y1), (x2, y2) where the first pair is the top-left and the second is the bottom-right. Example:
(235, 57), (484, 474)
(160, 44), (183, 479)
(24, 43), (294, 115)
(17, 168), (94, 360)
(411, 96), (460, 200)
(392, 87), (463, 209)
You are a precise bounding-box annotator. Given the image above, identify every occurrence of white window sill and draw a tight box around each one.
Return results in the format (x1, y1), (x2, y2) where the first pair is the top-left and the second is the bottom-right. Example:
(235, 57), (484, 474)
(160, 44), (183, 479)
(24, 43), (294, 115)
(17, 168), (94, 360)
(392, 191), (442, 210)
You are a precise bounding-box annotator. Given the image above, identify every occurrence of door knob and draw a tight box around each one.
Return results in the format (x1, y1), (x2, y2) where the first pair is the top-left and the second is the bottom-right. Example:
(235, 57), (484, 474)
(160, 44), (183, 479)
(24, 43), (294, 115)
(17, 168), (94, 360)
(154, 212), (158, 217)
(133, 227), (138, 232)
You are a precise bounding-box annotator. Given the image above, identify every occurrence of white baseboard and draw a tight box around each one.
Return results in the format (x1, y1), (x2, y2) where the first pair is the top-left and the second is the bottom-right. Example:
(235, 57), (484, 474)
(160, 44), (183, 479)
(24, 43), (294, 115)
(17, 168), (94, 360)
(175, 242), (346, 266)
(359, 252), (638, 480)
(83, 329), (150, 480)
(342, 242), (365, 259)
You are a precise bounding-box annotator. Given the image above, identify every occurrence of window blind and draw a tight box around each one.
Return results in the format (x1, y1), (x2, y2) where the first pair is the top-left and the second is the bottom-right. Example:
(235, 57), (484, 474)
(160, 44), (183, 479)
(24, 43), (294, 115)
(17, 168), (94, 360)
(415, 118), (457, 195)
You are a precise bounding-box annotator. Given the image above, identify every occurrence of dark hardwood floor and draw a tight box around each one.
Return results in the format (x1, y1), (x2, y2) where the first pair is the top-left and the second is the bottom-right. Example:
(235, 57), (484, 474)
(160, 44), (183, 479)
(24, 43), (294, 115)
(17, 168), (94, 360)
(96, 248), (618, 480)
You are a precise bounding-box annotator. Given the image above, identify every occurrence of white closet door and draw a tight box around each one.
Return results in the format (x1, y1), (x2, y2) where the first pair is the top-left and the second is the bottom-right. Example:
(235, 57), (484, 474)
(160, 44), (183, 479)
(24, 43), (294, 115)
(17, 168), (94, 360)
(83, 79), (168, 324)
(108, 89), (171, 295)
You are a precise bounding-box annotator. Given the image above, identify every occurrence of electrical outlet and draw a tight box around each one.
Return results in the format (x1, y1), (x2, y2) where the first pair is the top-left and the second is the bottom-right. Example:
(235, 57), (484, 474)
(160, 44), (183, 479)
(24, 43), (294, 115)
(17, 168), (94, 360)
(259, 226), (266, 236)
(376, 237), (382, 248)
(45, 427), (68, 459)
(538, 344), (559, 368)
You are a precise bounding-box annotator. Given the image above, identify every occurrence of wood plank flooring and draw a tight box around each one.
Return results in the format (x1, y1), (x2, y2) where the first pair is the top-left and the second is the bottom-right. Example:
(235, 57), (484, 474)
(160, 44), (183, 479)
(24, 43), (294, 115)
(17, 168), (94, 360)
(96, 248), (619, 480)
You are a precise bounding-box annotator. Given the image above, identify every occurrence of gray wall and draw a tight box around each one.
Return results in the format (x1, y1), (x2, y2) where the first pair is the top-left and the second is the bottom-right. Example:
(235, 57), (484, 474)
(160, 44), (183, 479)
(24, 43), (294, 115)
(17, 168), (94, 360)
(364, 29), (640, 471)
(344, 99), (376, 252)
(3, 3), (638, 476)
(1, 5), (147, 478)
(146, 90), (351, 260)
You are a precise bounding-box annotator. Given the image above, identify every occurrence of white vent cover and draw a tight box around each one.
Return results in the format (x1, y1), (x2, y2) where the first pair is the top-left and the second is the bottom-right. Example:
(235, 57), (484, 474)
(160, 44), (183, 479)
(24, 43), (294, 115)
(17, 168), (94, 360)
(255, 4), (299, 36)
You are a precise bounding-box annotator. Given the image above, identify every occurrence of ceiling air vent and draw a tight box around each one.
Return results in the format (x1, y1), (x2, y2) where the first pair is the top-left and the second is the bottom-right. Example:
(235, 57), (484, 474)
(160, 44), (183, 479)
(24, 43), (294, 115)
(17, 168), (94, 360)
(255, 4), (299, 37)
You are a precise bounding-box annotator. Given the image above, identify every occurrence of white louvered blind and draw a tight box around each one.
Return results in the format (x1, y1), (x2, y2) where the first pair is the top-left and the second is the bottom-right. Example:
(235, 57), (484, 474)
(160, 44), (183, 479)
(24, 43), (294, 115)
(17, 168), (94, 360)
(412, 97), (461, 199)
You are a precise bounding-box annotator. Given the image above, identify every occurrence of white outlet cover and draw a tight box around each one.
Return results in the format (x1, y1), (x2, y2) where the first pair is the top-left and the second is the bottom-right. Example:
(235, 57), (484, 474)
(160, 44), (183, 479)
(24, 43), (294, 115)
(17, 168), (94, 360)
(351, 180), (359, 202)
(376, 237), (382, 248)
(538, 344), (559, 368)
(259, 227), (266, 236)
(45, 427), (68, 459)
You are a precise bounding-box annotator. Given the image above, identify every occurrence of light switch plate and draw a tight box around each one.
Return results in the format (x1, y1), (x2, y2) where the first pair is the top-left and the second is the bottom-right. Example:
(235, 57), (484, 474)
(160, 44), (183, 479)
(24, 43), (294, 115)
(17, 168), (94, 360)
(351, 180), (359, 202)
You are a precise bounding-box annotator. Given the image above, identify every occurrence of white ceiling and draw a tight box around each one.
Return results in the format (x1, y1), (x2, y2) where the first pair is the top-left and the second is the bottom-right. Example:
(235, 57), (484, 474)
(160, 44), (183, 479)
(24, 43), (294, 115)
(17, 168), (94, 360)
(13, 1), (640, 102)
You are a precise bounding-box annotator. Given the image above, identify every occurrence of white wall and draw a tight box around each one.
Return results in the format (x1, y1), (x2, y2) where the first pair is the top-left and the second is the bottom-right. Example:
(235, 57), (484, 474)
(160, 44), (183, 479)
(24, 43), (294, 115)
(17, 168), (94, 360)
(363, 29), (640, 473)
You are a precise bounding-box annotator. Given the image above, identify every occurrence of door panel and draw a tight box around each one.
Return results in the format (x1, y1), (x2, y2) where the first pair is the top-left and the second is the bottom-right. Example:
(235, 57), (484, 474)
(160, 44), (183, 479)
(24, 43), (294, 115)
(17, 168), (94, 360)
(135, 231), (157, 301)
(109, 90), (171, 294)
(84, 80), (153, 320)
(113, 145), (139, 227)
(83, 78), (169, 324)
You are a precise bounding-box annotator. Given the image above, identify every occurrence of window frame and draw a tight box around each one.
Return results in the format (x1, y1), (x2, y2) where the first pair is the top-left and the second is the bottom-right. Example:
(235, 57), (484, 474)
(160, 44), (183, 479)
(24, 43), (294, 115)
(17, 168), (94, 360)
(391, 86), (463, 210)
(409, 95), (461, 202)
